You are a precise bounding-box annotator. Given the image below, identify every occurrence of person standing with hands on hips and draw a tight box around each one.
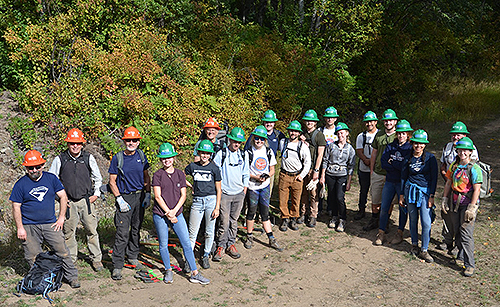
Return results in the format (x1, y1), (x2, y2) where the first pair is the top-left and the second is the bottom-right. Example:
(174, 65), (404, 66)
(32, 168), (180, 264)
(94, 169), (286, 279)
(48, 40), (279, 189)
(108, 127), (151, 280)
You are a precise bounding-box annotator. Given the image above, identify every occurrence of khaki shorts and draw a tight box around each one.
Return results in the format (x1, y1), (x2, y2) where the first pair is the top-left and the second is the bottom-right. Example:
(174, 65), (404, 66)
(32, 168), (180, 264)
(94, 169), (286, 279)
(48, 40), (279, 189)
(370, 172), (386, 205)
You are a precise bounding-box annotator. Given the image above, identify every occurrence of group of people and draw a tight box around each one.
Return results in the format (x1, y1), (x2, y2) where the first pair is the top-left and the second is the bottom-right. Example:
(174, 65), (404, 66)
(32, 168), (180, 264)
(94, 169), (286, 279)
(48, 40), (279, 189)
(9, 108), (483, 290)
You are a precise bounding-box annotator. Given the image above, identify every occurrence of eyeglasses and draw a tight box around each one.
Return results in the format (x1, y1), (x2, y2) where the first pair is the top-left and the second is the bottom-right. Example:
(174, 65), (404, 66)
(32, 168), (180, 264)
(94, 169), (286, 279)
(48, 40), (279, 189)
(125, 139), (140, 143)
(69, 142), (83, 146)
(27, 165), (43, 171)
(254, 137), (266, 142)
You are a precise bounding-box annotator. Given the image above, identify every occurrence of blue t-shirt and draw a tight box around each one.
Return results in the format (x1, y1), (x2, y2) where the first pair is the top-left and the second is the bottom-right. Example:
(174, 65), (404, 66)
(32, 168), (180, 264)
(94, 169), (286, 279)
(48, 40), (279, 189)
(108, 151), (150, 194)
(9, 172), (64, 225)
(401, 152), (438, 196)
(185, 161), (222, 197)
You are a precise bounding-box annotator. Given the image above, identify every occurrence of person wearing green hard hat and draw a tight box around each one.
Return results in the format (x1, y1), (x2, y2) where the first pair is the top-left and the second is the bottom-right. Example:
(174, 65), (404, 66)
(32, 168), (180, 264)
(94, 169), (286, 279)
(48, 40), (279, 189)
(212, 127), (250, 262)
(363, 108), (398, 232)
(299, 109), (327, 228)
(441, 136), (482, 277)
(245, 110), (286, 157)
(152, 142), (210, 285)
(320, 122), (356, 232)
(400, 129), (438, 264)
(354, 111), (379, 220)
(242, 125), (284, 252)
(374, 119), (413, 246)
(278, 120), (312, 232)
(185, 139), (222, 270)
(437, 121), (479, 255)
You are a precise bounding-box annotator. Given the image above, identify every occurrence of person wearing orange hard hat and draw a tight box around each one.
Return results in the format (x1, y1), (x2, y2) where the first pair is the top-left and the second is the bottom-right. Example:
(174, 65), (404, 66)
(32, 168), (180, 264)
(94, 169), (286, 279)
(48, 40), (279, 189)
(108, 126), (151, 280)
(10, 150), (80, 288)
(49, 128), (104, 272)
(193, 117), (226, 162)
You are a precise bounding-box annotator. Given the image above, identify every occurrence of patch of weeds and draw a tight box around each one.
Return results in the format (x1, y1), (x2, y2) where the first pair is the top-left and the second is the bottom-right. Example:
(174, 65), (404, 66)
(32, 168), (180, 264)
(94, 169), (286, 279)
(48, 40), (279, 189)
(300, 230), (311, 237)
(290, 254), (302, 261)
(214, 301), (228, 306)
(227, 279), (244, 289)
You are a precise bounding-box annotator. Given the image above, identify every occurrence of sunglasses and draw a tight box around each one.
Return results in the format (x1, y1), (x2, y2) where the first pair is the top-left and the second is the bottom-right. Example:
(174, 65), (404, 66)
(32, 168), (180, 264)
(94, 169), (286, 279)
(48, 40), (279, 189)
(254, 137), (266, 142)
(125, 139), (140, 143)
(69, 142), (83, 146)
(27, 165), (43, 171)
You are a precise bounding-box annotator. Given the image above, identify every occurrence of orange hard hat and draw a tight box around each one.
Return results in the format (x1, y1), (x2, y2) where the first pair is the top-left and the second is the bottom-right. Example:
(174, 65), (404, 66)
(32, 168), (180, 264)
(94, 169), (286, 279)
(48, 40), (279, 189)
(122, 126), (142, 140)
(64, 128), (86, 143)
(22, 150), (47, 166)
(203, 118), (221, 130)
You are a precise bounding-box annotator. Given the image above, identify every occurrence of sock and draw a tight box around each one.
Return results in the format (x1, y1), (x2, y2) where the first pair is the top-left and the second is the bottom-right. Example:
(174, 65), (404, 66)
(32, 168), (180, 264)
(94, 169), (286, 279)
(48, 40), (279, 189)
(247, 232), (253, 236)
(266, 232), (275, 239)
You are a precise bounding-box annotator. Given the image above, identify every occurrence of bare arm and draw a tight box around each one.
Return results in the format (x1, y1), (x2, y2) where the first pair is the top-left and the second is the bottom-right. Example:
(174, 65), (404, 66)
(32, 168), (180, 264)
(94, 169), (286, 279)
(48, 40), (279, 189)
(12, 201), (26, 240)
(109, 174), (120, 197)
(313, 146), (325, 180)
(144, 170), (151, 193)
(370, 148), (378, 174)
(53, 189), (68, 231)
(212, 181), (222, 219)
(356, 148), (370, 166)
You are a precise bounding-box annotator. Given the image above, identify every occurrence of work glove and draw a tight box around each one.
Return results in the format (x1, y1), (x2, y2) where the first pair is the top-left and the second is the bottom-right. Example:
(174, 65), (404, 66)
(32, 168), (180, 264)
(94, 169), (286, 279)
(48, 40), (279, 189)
(441, 197), (449, 215)
(319, 185), (327, 199)
(116, 196), (131, 213)
(464, 202), (479, 223)
(306, 179), (319, 191)
(142, 192), (151, 209)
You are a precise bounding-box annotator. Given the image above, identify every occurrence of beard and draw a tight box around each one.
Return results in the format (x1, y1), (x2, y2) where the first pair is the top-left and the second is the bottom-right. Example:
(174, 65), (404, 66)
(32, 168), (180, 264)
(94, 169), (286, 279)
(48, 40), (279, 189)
(28, 170), (42, 181)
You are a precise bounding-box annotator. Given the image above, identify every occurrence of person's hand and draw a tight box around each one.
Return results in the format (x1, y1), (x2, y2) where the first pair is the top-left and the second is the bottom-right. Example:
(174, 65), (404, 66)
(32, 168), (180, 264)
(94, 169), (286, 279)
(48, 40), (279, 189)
(166, 209), (176, 220)
(51, 217), (65, 231)
(142, 192), (151, 209)
(464, 203), (478, 222)
(399, 195), (405, 206)
(89, 195), (98, 203)
(211, 207), (220, 219)
(312, 171), (319, 181)
(295, 175), (303, 182)
(306, 179), (319, 191)
(441, 197), (449, 214)
(117, 196), (131, 212)
(345, 181), (351, 192)
(319, 175), (325, 186)
(17, 227), (27, 240)
(170, 216), (178, 224)
(428, 197), (434, 208)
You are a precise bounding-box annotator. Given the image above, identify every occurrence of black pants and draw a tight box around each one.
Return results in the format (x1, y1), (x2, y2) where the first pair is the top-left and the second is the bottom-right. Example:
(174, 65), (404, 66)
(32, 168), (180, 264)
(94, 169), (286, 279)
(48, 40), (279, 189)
(326, 175), (348, 220)
(357, 170), (370, 211)
(112, 192), (145, 269)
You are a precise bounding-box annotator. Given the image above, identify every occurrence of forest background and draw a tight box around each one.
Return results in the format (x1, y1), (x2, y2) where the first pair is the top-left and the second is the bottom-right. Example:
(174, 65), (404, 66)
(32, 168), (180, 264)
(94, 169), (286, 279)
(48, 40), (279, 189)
(1, 0), (500, 162)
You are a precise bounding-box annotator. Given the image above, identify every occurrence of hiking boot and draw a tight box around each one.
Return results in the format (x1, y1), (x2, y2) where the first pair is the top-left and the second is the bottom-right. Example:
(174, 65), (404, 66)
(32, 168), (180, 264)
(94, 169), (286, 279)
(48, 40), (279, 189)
(129, 259), (145, 270)
(111, 268), (122, 280)
(336, 219), (346, 232)
(435, 242), (448, 251)
(201, 256), (210, 269)
(69, 278), (81, 288)
(92, 261), (104, 272)
(212, 246), (224, 262)
(391, 230), (404, 245)
(410, 245), (419, 256)
(374, 229), (384, 246)
(464, 267), (474, 277)
(289, 218), (299, 231)
(190, 272), (210, 285)
(269, 238), (284, 252)
(226, 245), (241, 259)
(164, 269), (173, 284)
(328, 216), (339, 229)
(419, 251), (434, 263)
(244, 234), (254, 249)
(354, 210), (365, 220)
(307, 217), (317, 228)
(296, 215), (305, 224)
(450, 258), (465, 268)
(280, 218), (289, 232)
(363, 216), (379, 231)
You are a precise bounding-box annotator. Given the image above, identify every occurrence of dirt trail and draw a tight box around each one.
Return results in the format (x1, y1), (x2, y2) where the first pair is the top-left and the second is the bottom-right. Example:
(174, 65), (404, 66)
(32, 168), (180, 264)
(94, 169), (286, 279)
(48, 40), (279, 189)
(2, 94), (500, 306)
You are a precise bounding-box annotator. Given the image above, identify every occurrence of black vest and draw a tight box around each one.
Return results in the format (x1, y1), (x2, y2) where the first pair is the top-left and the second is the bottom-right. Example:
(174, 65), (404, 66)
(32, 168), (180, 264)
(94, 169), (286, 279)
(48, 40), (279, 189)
(58, 150), (92, 201)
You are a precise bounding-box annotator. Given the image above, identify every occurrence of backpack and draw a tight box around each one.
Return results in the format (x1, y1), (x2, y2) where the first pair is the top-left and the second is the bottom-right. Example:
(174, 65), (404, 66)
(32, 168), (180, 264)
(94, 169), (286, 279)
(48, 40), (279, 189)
(246, 147), (273, 166)
(17, 251), (64, 303)
(220, 147), (245, 167)
(116, 149), (146, 178)
(280, 139), (305, 165)
(357, 131), (374, 170)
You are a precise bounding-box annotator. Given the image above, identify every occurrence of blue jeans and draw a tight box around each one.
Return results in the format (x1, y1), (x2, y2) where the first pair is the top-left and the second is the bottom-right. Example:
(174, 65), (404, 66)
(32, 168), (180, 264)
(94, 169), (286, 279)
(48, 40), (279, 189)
(153, 213), (197, 272)
(379, 181), (407, 232)
(189, 195), (217, 257)
(408, 200), (432, 251)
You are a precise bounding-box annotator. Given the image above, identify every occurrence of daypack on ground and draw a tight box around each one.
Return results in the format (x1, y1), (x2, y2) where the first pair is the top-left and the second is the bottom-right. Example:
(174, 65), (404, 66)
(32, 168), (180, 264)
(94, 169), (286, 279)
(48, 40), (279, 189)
(17, 251), (64, 302)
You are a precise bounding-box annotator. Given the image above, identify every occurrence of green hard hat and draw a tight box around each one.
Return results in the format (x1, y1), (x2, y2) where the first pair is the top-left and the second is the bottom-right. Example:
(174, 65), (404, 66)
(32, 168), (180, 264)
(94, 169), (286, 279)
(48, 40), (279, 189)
(252, 125), (268, 139)
(302, 109), (319, 122)
(323, 107), (339, 118)
(261, 110), (278, 122)
(363, 111), (378, 122)
(449, 121), (470, 134)
(157, 142), (178, 158)
(227, 127), (246, 142)
(395, 119), (413, 132)
(410, 129), (429, 144)
(382, 108), (398, 120)
(196, 139), (215, 153)
(287, 120), (302, 131)
(455, 137), (474, 150)
(335, 122), (350, 132)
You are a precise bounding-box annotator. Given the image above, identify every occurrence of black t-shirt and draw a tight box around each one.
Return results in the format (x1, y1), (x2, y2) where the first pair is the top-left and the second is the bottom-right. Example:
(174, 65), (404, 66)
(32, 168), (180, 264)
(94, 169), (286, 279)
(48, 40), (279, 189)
(185, 161), (222, 197)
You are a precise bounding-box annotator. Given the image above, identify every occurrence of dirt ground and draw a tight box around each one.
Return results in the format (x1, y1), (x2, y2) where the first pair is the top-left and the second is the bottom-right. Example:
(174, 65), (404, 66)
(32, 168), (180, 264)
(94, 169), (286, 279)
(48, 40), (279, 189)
(2, 93), (500, 306)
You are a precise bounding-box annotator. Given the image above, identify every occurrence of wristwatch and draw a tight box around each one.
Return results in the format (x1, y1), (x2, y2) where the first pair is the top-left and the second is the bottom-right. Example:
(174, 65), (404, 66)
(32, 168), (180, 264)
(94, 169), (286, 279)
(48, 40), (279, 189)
(313, 169), (319, 172)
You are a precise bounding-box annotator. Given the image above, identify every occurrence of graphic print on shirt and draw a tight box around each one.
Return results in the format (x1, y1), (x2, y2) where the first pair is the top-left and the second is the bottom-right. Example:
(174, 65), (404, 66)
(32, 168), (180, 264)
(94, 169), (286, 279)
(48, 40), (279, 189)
(410, 159), (423, 172)
(29, 186), (49, 201)
(254, 157), (268, 171)
(390, 151), (405, 162)
(193, 170), (213, 182)
(452, 168), (472, 193)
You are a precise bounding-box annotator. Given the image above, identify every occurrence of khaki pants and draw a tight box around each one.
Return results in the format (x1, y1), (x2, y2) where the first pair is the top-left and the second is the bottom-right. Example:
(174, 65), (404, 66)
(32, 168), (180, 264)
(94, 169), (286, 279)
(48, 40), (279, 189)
(279, 172), (304, 219)
(300, 173), (319, 218)
(63, 198), (102, 263)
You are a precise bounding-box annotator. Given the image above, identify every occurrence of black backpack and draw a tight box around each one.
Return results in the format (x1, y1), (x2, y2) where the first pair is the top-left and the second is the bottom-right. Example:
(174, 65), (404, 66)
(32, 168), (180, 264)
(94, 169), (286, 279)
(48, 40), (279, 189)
(17, 251), (64, 303)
